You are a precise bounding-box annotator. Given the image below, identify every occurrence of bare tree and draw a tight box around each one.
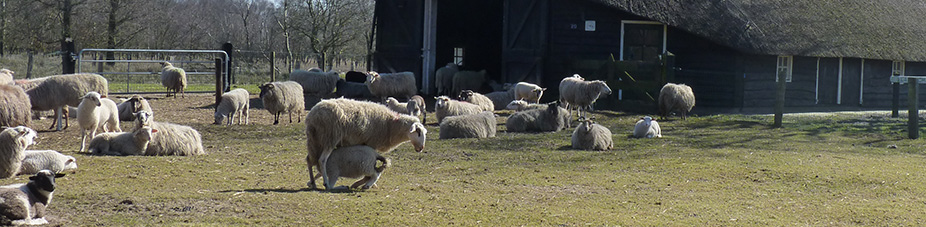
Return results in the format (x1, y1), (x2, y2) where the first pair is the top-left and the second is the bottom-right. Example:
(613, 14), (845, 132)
(290, 0), (372, 71)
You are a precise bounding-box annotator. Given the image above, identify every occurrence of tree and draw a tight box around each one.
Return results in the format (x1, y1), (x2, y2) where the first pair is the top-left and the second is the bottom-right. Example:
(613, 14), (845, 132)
(290, 0), (373, 71)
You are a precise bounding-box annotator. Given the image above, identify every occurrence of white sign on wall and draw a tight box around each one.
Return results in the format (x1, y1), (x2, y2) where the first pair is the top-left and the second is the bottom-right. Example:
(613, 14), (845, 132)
(585, 20), (596, 31)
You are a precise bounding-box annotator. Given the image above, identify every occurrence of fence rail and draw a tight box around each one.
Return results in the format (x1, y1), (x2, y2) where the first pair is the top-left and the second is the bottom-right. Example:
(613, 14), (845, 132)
(76, 49), (229, 94)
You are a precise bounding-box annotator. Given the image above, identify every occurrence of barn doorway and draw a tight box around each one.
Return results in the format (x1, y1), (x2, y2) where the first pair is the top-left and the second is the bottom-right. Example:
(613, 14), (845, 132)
(435, 0), (503, 94)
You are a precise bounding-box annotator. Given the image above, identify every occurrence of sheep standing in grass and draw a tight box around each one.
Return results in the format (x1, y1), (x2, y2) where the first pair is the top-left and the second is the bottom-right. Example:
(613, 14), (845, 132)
(290, 69), (340, 97)
(365, 71), (417, 101)
(77, 92), (120, 152)
(335, 78), (375, 101)
(513, 82), (546, 103)
(0, 69), (13, 85)
(505, 102), (571, 133)
(259, 81), (305, 125)
(458, 90), (494, 112)
(88, 127), (158, 156)
(435, 63), (459, 95)
(215, 88), (250, 125)
(434, 96), (483, 123)
(506, 99), (547, 112)
(571, 118), (613, 151)
(0, 170), (64, 226)
(304, 98), (427, 190)
(19, 150), (77, 175)
(439, 111), (496, 139)
(632, 116), (662, 138)
(309, 145), (390, 190)
(658, 83), (696, 120)
(485, 89), (515, 111)
(160, 62), (187, 98)
(408, 95), (426, 121)
(0, 126), (36, 179)
(559, 74), (612, 119)
(0, 85), (32, 128)
(20, 73), (108, 130)
(116, 95), (152, 122)
(451, 70), (486, 97)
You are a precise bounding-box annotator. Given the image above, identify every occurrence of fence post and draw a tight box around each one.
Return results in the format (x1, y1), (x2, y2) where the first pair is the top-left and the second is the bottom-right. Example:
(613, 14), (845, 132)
(270, 52), (276, 82)
(222, 42), (234, 88)
(26, 50), (34, 79)
(216, 58), (224, 108)
(893, 82), (900, 118)
(908, 78), (918, 139)
(61, 38), (76, 74)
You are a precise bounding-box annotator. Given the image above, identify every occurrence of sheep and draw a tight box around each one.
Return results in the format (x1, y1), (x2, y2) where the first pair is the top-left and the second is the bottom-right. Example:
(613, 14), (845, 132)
(408, 95), (426, 121)
(513, 82), (546, 103)
(484, 89), (515, 110)
(88, 127), (157, 156)
(451, 70), (486, 97)
(290, 69), (339, 97)
(160, 62), (187, 98)
(506, 99), (547, 112)
(304, 98), (427, 190)
(0, 126), (36, 179)
(215, 88), (250, 125)
(335, 78), (375, 101)
(571, 118), (613, 151)
(308, 145), (390, 190)
(439, 111), (496, 139)
(259, 81), (305, 125)
(116, 95), (152, 122)
(458, 90), (494, 112)
(20, 73), (108, 131)
(19, 150), (77, 175)
(434, 95), (483, 124)
(385, 97), (413, 115)
(0, 69), (13, 85)
(632, 116), (662, 138)
(559, 74), (612, 120)
(0, 170), (65, 226)
(658, 83), (696, 120)
(76, 92), (120, 152)
(344, 71), (367, 83)
(384, 96), (426, 120)
(0, 85), (32, 128)
(435, 63), (459, 95)
(365, 71), (417, 101)
(131, 112), (204, 156)
(505, 102), (572, 133)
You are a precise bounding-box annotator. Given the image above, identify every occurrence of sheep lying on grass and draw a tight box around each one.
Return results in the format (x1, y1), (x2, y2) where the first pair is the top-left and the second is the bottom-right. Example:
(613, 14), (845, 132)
(365, 71), (417, 101)
(88, 127), (157, 156)
(20, 73), (108, 130)
(309, 145), (390, 190)
(304, 98), (427, 190)
(435, 63), (459, 95)
(458, 90), (494, 112)
(290, 69), (339, 97)
(439, 111), (496, 139)
(19, 150), (77, 175)
(77, 92), (120, 152)
(0, 170), (64, 226)
(116, 95), (152, 122)
(506, 99), (547, 112)
(215, 88), (250, 125)
(505, 102), (571, 133)
(160, 62), (187, 98)
(658, 83), (696, 120)
(0, 126), (36, 179)
(451, 70), (486, 97)
(571, 118), (613, 151)
(559, 74), (612, 120)
(259, 81), (305, 125)
(513, 82), (546, 103)
(434, 96), (482, 124)
(632, 116), (662, 138)
(0, 85), (32, 128)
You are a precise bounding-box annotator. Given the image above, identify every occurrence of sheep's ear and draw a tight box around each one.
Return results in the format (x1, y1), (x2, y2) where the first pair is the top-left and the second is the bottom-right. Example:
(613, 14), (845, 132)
(542, 88), (547, 91)
(54, 173), (66, 178)
(151, 129), (158, 133)
(101, 95), (107, 98)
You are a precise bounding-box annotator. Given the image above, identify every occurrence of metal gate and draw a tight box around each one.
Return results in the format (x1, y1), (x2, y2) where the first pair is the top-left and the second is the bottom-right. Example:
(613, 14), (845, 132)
(77, 49), (229, 94)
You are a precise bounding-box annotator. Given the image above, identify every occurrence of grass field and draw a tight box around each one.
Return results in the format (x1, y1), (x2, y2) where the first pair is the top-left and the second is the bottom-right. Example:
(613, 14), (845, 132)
(6, 94), (926, 226)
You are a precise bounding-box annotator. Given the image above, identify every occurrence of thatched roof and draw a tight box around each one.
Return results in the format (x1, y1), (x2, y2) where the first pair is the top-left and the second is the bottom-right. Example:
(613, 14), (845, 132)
(591, 0), (926, 61)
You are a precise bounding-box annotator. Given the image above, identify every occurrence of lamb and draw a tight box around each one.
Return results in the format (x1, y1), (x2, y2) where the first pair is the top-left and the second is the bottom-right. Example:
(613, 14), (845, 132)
(632, 116), (662, 138)
(290, 69), (339, 97)
(0, 85), (32, 128)
(458, 90), (494, 112)
(20, 73), (108, 130)
(116, 95), (152, 122)
(259, 81), (305, 125)
(505, 99), (547, 112)
(19, 150), (77, 175)
(434, 95), (483, 123)
(304, 98), (427, 190)
(408, 95), (426, 121)
(0, 69), (13, 85)
(484, 89), (515, 111)
(132, 112), (205, 156)
(513, 82), (546, 103)
(0, 126), (36, 179)
(335, 78), (375, 101)
(365, 71), (417, 101)
(160, 62), (187, 98)
(0, 170), (64, 226)
(385, 97), (413, 115)
(88, 127), (157, 156)
(214, 88), (250, 125)
(505, 102), (572, 133)
(308, 145), (390, 190)
(559, 74), (612, 119)
(77, 92), (121, 152)
(435, 63), (459, 95)
(571, 118), (613, 151)
(658, 83), (696, 120)
(451, 70), (486, 97)
(439, 111), (496, 139)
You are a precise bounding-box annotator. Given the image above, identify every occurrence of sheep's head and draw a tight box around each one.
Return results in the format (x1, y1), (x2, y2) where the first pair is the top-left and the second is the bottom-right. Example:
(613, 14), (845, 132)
(0, 68), (13, 76)
(3, 126), (38, 148)
(62, 156), (78, 172)
(434, 96), (451, 109)
(258, 83), (274, 98)
(386, 97), (399, 106)
(160, 61), (173, 68)
(29, 170), (65, 194)
(407, 100), (422, 117)
(82, 91), (103, 107)
(407, 122), (427, 152)
(593, 80), (612, 96)
(213, 112), (227, 125)
(458, 90), (474, 101)
(572, 74), (584, 80)
(134, 111), (153, 129)
(365, 71), (381, 84)
(640, 116), (654, 127)
(135, 127), (157, 142)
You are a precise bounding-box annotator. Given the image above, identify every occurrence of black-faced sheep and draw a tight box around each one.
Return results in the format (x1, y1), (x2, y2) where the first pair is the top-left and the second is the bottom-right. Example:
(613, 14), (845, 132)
(0, 85), (32, 128)
(259, 81), (305, 125)
(439, 111), (497, 139)
(77, 92), (120, 152)
(19, 150), (77, 175)
(88, 127), (157, 156)
(0, 170), (64, 226)
(505, 102), (572, 133)
(116, 95), (152, 122)
(458, 90), (494, 112)
(20, 73), (108, 131)
(0, 126), (36, 179)
(434, 95), (483, 124)
(435, 63), (459, 95)
(632, 116), (662, 138)
(658, 83), (696, 120)
(290, 69), (339, 97)
(304, 98), (427, 190)
(160, 62), (187, 98)
(335, 78), (376, 101)
(513, 82), (546, 103)
(365, 71), (417, 101)
(215, 88), (250, 125)
(451, 70), (486, 97)
(571, 118), (613, 151)
(309, 145), (390, 190)
(559, 74), (612, 120)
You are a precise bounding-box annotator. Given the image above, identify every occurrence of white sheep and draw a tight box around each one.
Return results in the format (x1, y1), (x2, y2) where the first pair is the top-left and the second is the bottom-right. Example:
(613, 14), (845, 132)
(632, 116), (662, 138)
(19, 73), (108, 131)
(0, 85), (32, 128)
(304, 98), (427, 190)
(116, 95), (152, 122)
(458, 90), (494, 112)
(484, 89), (515, 111)
(506, 99), (547, 112)
(309, 145), (390, 190)
(0, 126), (36, 179)
(559, 74), (612, 119)
(439, 111), (497, 139)
(434, 95), (483, 123)
(435, 63), (459, 95)
(88, 127), (157, 156)
(0, 170), (64, 226)
(658, 83), (696, 120)
(133, 112), (204, 156)
(160, 62), (187, 98)
(77, 92), (121, 152)
(505, 102), (571, 132)
(408, 95), (426, 121)
(290, 69), (340, 97)
(571, 118), (613, 151)
(0, 69), (13, 85)
(19, 150), (77, 175)
(385, 97), (413, 115)
(513, 82), (546, 103)
(259, 81), (305, 125)
(365, 71), (417, 101)
(451, 70), (486, 97)
(215, 88), (250, 125)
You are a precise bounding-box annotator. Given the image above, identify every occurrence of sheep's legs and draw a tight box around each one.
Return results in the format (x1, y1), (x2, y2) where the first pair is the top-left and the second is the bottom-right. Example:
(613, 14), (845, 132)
(306, 153), (318, 189)
(273, 113), (280, 125)
(318, 149), (334, 190)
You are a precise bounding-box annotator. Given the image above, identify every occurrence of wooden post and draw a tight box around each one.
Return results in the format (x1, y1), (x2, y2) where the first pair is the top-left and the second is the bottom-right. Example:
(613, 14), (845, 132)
(774, 71), (787, 128)
(26, 50), (34, 79)
(215, 58), (224, 108)
(61, 38), (75, 74)
(270, 52), (276, 82)
(222, 42), (234, 88)
(908, 78), (918, 139)
(893, 82), (900, 118)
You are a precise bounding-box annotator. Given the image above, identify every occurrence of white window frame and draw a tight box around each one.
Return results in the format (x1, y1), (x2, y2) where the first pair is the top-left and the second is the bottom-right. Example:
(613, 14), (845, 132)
(776, 55), (793, 83)
(893, 60), (905, 76)
(453, 47), (464, 66)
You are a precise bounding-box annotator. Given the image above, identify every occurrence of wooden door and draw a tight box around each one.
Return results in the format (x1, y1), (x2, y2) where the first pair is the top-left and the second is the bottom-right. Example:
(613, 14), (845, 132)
(374, 0), (424, 78)
(502, 0), (548, 83)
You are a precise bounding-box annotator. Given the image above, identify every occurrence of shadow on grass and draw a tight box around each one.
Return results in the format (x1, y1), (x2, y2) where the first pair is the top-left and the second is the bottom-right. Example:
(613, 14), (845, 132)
(219, 187), (349, 194)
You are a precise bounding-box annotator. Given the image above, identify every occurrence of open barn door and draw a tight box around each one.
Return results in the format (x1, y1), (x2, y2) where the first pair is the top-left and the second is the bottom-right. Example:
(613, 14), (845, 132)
(502, 0), (548, 84)
(373, 0), (424, 83)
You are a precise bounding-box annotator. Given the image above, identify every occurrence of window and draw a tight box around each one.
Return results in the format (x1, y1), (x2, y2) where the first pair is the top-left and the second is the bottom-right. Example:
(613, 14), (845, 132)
(776, 56), (793, 83)
(893, 60), (905, 76)
(453, 47), (464, 65)
(620, 21), (666, 62)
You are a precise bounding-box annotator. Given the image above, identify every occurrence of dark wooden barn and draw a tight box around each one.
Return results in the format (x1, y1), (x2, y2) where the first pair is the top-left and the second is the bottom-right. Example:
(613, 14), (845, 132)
(372, 0), (926, 111)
